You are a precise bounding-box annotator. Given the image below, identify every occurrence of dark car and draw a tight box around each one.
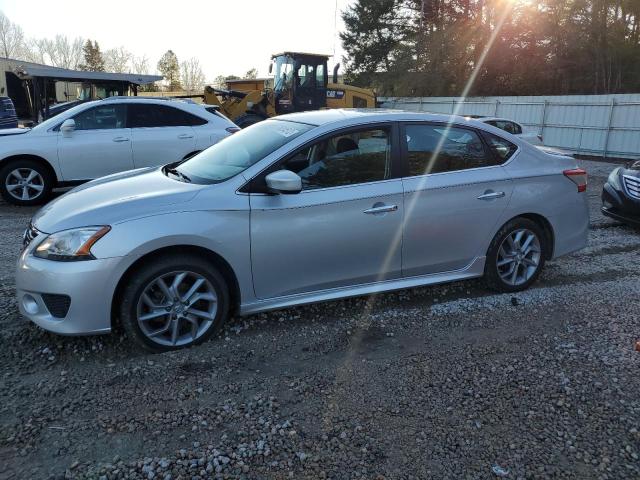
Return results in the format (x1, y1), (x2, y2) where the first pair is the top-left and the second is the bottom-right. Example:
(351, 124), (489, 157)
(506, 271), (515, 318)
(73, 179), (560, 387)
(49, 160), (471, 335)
(602, 161), (640, 227)
(0, 97), (18, 129)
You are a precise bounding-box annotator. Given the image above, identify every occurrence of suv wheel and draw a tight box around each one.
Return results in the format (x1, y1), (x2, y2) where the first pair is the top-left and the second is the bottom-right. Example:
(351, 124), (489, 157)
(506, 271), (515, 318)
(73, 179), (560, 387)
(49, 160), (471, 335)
(119, 254), (230, 352)
(484, 218), (547, 293)
(0, 160), (53, 206)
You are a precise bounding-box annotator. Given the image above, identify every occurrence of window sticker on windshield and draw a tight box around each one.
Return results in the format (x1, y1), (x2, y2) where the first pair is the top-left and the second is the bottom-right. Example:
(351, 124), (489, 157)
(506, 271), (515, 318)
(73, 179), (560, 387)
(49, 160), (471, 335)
(275, 126), (300, 138)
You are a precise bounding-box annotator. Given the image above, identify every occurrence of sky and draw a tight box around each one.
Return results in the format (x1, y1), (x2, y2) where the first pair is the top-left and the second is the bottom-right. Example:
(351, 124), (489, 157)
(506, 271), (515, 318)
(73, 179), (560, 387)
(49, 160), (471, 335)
(0, 0), (355, 81)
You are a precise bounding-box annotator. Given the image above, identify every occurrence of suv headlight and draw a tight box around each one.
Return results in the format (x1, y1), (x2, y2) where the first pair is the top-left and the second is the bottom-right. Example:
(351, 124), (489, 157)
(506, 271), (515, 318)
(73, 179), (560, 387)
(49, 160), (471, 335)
(607, 168), (621, 189)
(34, 226), (111, 261)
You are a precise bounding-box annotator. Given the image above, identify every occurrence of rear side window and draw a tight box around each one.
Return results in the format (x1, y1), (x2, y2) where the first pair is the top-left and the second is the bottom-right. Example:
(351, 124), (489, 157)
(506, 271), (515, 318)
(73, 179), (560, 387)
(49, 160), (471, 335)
(482, 132), (518, 162)
(128, 104), (207, 128)
(404, 124), (497, 176)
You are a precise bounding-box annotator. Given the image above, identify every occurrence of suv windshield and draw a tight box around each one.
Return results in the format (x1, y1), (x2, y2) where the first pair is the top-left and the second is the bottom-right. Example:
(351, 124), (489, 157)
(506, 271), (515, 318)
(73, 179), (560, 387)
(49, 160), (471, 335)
(176, 120), (314, 183)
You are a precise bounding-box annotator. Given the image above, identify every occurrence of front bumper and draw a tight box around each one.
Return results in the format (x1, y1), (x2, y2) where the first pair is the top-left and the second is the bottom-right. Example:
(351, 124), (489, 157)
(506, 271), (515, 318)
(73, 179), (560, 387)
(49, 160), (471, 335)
(602, 181), (640, 228)
(15, 247), (123, 335)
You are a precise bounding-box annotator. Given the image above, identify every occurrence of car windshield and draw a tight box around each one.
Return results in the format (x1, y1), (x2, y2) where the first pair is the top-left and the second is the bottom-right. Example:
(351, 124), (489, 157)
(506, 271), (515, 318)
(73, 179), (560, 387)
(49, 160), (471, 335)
(176, 120), (314, 183)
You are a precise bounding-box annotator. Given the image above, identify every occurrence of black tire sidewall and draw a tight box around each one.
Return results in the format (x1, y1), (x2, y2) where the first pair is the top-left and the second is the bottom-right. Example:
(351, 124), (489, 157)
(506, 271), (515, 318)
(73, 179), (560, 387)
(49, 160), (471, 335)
(485, 218), (547, 293)
(119, 255), (230, 352)
(0, 160), (53, 206)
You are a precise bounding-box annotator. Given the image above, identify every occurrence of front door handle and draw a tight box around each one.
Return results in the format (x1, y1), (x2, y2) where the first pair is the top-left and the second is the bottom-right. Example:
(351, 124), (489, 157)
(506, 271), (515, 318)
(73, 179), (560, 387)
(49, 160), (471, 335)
(112, 136), (130, 142)
(477, 191), (505, 201)
(364, 204), (398, 215)
(178, 133), (194, 139)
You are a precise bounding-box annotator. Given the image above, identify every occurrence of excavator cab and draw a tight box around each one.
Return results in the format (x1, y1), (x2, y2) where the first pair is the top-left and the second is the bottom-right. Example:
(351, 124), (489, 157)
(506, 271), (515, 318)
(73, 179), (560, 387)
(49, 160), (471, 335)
(271, 52), (328, 115)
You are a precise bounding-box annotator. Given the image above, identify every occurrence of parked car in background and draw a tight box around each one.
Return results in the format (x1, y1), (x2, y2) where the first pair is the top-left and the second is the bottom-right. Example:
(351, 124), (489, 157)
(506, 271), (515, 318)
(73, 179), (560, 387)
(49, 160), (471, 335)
(0, 97), (18, 130)
(602, 160), (640, 227)
(468, 116), (544, 146)
(0, 97), (239, 206)
(16, 110), (589, 351)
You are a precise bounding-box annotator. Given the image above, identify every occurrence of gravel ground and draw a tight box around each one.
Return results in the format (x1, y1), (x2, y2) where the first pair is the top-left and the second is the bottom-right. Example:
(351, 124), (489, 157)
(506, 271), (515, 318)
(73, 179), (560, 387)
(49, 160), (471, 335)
(1, 159), (639, 480)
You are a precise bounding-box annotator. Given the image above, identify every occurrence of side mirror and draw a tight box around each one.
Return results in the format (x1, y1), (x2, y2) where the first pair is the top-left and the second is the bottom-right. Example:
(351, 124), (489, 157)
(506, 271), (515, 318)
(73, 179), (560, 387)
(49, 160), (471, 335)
(265, 170), (302, 194)
(268, 63), (273, 74)
(60, 118), (76, 136)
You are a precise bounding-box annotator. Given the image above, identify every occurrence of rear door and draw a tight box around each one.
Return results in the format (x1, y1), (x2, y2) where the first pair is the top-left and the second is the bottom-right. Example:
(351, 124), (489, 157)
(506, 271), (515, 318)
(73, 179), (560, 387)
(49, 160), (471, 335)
(57, 104), (133, 180)
(128, 103), (199, 168)
(400, 123), (516, 276)
(249, 124), (404, 299)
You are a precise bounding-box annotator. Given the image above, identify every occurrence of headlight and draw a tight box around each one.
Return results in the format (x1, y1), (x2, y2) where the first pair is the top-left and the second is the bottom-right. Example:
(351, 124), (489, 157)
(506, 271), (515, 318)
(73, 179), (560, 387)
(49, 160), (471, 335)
(34, 226), (111, 261)
(607, 168), (621, 189)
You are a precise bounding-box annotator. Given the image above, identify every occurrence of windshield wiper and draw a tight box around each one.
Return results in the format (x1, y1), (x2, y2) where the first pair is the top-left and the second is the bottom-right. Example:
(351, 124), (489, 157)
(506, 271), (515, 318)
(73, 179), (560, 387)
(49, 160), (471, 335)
(165, 167), (191, 183)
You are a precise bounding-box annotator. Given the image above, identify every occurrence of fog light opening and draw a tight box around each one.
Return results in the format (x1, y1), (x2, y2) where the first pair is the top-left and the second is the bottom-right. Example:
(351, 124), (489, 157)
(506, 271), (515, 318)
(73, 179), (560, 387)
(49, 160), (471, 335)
(22, 294), (39, 315)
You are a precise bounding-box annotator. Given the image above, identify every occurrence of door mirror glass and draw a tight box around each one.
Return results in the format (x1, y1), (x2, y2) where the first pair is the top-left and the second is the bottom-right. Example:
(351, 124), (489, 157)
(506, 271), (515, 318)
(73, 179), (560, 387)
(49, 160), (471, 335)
(265, 170), (302, 194)
(60, 118), (75, 136)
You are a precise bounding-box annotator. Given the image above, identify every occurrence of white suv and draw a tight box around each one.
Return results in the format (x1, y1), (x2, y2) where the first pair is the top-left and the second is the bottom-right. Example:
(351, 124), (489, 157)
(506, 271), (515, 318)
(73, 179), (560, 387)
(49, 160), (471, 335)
(0, 97), (239, 206)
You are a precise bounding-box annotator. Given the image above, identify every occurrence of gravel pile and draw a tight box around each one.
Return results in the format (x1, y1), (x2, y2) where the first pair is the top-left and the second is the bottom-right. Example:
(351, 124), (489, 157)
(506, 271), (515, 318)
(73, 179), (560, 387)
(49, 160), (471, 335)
(1, 159), (639, 479)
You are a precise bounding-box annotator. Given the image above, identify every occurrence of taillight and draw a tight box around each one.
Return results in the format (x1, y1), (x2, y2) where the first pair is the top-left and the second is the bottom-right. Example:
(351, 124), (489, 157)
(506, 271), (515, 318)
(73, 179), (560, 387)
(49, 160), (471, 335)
(226, 127), (240, 134)
(564, 168), (587, 192)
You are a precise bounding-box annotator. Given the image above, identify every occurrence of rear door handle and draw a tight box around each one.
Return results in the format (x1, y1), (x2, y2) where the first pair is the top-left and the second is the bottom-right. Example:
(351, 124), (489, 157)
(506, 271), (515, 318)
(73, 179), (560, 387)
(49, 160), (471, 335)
(112, 136), (130, 142)
(178, 133), (194, 139)
(364, 204), (398, 215)
(477, 191), (505, 201)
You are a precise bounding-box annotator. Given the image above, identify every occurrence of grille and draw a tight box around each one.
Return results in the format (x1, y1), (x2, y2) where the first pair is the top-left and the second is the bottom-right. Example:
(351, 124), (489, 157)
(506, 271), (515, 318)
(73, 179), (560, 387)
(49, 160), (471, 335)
(41, 294), (71, 318)
(22, 223), (40, 249)
(624, 175), (640, 200)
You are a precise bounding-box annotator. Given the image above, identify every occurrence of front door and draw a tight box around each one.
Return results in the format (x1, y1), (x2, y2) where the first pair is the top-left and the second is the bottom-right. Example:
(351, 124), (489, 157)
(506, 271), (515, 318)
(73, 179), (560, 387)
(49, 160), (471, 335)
(400, 123), (516, 276)
(57, 104), (133, 180)
(293, 62), (327, 112)
(250, 125), (403, 299)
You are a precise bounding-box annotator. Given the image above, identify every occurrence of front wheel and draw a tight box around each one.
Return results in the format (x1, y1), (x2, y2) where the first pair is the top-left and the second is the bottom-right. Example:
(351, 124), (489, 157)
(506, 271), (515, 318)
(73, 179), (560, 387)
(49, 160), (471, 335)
(484, 218), (547, 293)
(119, 254), (230, 352)
(0, 160), (53, 206)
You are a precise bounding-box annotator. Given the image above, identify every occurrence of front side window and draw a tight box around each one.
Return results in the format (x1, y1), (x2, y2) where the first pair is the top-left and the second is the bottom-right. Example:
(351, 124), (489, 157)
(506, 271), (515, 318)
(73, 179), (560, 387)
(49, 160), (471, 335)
(283, 128), (391, 190)
(177, 120), (314, 184)
(405, 124), (496, 176)
(72, 104), (126, 130)
(128, 104), (207, 128)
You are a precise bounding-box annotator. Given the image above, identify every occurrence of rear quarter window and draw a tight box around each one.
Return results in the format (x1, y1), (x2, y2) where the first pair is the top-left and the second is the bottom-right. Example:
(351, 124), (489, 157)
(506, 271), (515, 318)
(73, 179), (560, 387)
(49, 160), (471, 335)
(481, 132), (518, 163)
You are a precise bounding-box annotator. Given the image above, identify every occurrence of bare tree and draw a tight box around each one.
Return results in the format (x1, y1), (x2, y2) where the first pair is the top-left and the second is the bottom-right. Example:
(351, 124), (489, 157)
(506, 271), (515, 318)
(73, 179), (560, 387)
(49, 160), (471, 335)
(0, 11), (25, 59)
(22, 35), (84, 69)
(104, 47), (132, 73)
(131, 55), (150, 75)
(180, 57), (205, 93)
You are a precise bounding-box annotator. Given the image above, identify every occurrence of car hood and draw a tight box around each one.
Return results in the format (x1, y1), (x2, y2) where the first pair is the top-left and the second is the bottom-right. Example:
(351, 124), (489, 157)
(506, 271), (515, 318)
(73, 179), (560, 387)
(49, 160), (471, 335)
(33, 167), (203, 233)
(0, 127), (30, 136)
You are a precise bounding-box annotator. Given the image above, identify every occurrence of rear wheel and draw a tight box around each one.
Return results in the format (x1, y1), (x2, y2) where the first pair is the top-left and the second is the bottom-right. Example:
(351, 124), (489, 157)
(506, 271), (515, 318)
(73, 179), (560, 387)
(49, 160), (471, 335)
(234, 113), (265, 129)
(484, 218), (547, 293)
(0, 160), (53, 206)
(119, 254), (229, 352)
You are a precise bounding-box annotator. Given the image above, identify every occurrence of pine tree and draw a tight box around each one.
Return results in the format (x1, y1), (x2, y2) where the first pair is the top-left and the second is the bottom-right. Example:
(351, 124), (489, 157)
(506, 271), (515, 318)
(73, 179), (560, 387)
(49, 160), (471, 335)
(157, 50), (181, 91)
(79, 40), (104, 71)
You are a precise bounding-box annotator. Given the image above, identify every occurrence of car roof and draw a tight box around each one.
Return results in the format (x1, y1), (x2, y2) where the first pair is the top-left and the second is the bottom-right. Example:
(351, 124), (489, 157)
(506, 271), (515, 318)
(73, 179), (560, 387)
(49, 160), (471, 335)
(274, 108), (484, 127)
(475, 116), (520, 124)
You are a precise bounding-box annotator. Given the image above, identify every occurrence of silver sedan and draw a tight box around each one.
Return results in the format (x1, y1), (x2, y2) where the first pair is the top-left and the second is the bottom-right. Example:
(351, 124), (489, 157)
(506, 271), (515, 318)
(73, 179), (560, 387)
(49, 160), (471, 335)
(16, 110), (589, 351)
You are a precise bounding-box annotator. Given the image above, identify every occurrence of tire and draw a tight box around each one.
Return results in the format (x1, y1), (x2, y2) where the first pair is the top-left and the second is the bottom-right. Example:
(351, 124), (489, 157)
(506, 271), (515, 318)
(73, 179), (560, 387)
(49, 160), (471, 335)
(0, 159), (53, 206)
(234, 113), (265, 129)
(119, 254), (230, 352)
(484, 218), (547, 293)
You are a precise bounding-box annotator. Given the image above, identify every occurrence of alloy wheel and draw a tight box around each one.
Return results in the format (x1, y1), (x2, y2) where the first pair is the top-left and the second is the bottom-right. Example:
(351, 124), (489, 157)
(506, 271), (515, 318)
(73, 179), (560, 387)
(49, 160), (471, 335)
(496, 228), (542, 286)
(5, 168), (45, 202)
(136, 271), (218, 347)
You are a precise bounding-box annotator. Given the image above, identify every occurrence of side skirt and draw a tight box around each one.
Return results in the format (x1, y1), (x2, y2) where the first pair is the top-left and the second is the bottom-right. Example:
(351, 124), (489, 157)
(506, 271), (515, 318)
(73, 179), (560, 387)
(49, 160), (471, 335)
(239, 256), (486, 316)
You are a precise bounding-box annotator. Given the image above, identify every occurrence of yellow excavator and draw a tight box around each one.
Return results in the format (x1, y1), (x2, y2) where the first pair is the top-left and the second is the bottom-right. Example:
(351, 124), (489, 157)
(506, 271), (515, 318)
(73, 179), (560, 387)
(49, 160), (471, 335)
(204, 52), (376, 128)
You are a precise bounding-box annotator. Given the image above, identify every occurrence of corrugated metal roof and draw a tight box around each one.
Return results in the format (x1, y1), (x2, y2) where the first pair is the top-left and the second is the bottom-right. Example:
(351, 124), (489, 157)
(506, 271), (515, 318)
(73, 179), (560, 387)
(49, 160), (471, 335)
(12, 63), (162, 84)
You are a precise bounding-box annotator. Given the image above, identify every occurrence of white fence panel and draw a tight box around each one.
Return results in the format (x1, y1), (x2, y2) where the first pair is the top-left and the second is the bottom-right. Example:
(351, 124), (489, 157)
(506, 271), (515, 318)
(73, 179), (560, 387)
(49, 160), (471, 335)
(379, 94), (640, 159)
